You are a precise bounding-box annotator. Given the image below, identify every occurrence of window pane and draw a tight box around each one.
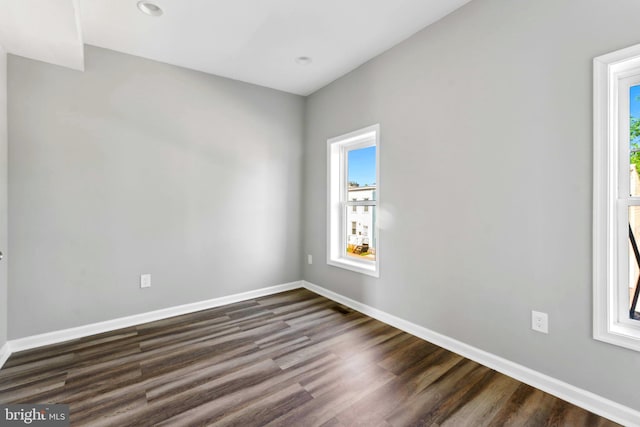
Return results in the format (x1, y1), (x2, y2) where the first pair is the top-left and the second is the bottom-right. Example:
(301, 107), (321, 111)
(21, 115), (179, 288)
(629, 206), (640, 320)
(346, 205), (376, 261)
(348, 146), (376, 200)
(630, 85), (640, 196)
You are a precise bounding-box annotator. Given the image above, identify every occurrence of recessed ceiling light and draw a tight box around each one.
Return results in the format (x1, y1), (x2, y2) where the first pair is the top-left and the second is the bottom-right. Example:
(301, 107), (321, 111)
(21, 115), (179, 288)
(295, 56), (313, 66)
(137, 1), (163, 16)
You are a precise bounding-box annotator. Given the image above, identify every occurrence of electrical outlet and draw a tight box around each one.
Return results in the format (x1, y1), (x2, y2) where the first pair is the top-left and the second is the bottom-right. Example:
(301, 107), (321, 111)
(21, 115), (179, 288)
(531, 310), (548, 334)
(307, 254), (313, 265)
(140, 273), (151, 289)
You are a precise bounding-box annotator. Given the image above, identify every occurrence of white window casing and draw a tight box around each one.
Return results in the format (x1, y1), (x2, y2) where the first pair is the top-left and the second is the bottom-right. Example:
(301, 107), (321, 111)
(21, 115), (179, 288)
(593, 43), (640, 351)
(327, 124), (380, 277)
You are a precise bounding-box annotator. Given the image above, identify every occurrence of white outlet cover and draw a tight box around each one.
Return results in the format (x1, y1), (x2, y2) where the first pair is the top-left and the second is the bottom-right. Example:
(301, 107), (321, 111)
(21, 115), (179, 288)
(140, 273), (151, 288)
(307, 254), (313, 265)
(531, 310), (549, 334)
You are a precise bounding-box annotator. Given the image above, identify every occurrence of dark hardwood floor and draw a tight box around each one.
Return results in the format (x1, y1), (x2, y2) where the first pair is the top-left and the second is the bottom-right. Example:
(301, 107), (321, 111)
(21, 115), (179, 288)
(0, 289), (619, 426)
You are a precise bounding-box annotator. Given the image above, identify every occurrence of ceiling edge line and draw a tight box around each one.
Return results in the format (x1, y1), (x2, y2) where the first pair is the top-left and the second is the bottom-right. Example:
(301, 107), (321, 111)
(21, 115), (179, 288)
(71, 0), (86, 71)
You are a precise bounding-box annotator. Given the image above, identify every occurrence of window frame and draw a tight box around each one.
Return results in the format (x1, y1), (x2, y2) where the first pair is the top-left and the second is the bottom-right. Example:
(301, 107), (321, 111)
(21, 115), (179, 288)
(593, 43), (640, 352)
(327, 124), (380, 277)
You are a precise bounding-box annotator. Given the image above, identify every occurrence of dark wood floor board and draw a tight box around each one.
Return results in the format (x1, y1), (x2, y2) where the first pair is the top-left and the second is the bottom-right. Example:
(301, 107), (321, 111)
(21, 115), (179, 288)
(135, 309), (231, 334)
(255, 327), (309, 350)
(385, 358), (489, 426)
(74, 394), (147, 427)
(544, 399), (602, 427)
(331, 323), (403, 361)
(299, 351), (394, 398)
(3, 329), (139, 369)
(150, 360), (302, 427)
(279, 302), (358, 329)
(77, 359), (279, 426)
(319, 418), (346, 427)
(254, 290), (321, 311)
(378, 335), (441, 375)
(143, 335), (310, 403)
(139, 340), (255, 378)
(279, 301), (342, 327)
(273, 317), (388, 370)
(438, 371), (522, 426)
(54, 345), (146, 381)
(226, 303), (271, 319)
(265, 364), (395, 427)
(208, 382), (314, 427)
(137, 324), (239, 354)
(0, 359), (72, 393)
(137, 324), (243, 358)
(65, 362), (143, 397)
(418, 366), (499, 426)
(334, 348), (464, 426)
(346, 330), (415, 365)
(303, 313), (372, 342)
(70, 335), (141, 360)
(144, 334), (312, 404)
(491, 384), (567, 427)
(71, 343), (143, 370)
(138, 320), (289, 377)
(0, 353), (76, 384)
(136, 315), (234, 348)
(0, 372), (67, 403)
(234, 313), (283, 333)
(268, 295), (335, 316)
(281, 310), (359, 340)
(72, 389), (148, 427)
(0, 289), (620, 426)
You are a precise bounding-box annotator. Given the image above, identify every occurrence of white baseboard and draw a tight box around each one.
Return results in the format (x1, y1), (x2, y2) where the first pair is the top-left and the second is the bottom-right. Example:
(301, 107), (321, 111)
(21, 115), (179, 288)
(0, 342), (10, 370)
(302, 280), (640, 427)
(7, 281), (302, 354)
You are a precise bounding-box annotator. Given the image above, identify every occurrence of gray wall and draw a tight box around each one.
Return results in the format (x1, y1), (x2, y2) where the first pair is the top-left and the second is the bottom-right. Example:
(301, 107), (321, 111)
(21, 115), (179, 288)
(8, 46), (304, 338)
(0, 48), (6, 348)
(303, 0), (640, 410)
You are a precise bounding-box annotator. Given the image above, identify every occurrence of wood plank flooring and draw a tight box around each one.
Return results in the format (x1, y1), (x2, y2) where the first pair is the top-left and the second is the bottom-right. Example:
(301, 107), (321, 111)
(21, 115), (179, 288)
(0, 289), (620, 426)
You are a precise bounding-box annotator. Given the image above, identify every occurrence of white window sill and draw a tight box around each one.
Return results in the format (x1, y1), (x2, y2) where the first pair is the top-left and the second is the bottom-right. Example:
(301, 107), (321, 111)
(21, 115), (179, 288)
(327, 257), (379, 278)
(594, 318), (640, 352)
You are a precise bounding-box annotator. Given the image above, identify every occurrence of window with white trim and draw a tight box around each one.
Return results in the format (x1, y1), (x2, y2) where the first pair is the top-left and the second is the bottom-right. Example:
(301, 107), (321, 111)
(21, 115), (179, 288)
(327, 124), (379, 277)
(594, 43), (640, 351)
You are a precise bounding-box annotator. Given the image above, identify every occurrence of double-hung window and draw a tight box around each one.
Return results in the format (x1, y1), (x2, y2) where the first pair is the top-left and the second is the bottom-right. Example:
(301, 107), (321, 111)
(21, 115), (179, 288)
(327, 124), (379, 277)
(594, 43), (640, 351)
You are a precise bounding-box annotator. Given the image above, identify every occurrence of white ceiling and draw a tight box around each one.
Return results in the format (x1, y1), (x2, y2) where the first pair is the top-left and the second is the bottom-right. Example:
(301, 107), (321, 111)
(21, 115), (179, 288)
(0, 0), (83, 71)
(0, 0), (472, 95)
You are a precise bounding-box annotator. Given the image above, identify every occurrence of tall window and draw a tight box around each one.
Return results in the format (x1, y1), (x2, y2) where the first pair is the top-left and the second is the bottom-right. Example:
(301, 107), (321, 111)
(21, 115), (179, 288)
(594, 43), (640, 351)
(327, 124), (379, 277)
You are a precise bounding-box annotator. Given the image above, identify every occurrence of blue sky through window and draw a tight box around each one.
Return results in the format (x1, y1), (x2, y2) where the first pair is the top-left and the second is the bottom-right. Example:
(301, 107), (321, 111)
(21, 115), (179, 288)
(631, 85), (640, 118)
(348, 146), (376, 186)
(632, 85), (640, 149)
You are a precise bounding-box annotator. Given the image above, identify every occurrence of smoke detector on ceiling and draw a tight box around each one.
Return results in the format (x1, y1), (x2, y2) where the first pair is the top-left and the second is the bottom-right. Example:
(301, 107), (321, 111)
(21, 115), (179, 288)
(295, 57), (313, 66)
(137, 1), (163, 16)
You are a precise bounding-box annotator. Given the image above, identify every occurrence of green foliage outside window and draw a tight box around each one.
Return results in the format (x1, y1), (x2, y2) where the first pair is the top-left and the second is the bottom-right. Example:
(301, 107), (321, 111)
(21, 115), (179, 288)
(631, 116), (640, 177)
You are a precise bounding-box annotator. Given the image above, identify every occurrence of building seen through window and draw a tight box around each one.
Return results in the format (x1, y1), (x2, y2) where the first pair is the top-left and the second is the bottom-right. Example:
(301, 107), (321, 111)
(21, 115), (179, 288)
(346, 146), (376, 260)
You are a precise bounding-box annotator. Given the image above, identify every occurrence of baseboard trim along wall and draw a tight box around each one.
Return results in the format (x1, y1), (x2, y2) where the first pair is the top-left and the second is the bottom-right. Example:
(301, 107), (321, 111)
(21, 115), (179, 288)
(5, 280), (302, 356)
(1, 279), (637, 425)
(301, 281), (640, 427)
